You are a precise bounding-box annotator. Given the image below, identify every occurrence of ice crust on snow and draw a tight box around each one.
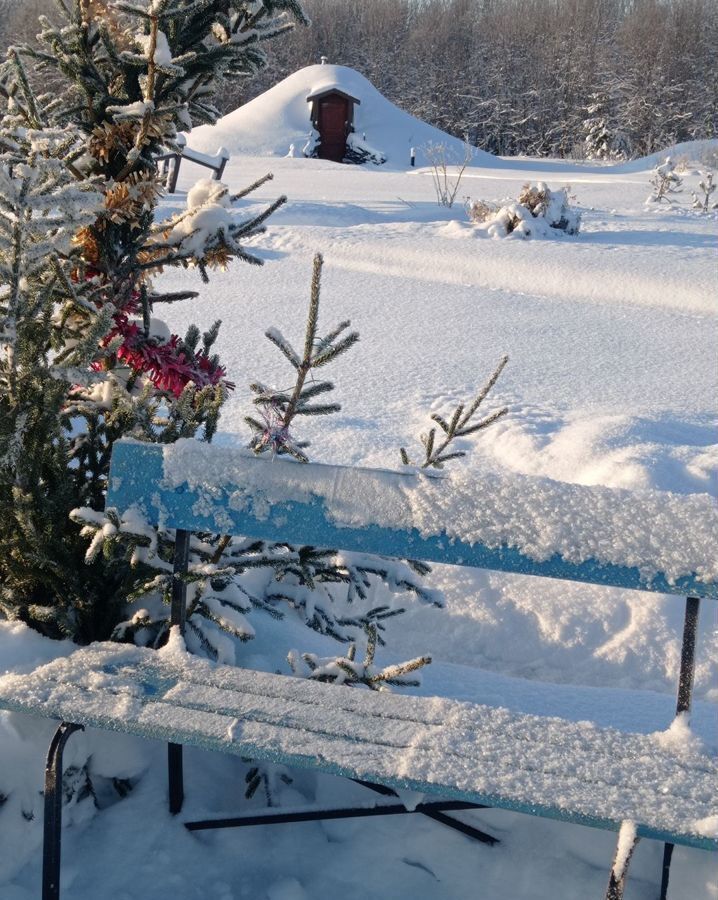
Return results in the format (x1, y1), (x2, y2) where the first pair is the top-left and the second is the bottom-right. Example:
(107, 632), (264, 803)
(160, 440), (718, 586)
(0, 642), (714, 845)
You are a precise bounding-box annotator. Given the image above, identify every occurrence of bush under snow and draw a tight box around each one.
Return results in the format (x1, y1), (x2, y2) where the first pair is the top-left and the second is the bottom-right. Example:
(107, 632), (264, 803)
(470, 183), (581, 239)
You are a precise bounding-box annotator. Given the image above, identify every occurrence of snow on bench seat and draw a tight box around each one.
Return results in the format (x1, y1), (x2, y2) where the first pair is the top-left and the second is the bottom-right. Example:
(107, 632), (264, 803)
(0, 641), (715, 851)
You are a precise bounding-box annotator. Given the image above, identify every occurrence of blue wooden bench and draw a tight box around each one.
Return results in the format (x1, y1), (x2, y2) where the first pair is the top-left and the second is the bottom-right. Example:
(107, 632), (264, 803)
(0, 438), (715, 900)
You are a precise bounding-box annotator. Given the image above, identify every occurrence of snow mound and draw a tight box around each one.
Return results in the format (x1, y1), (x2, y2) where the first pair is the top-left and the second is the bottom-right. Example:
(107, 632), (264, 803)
(188, 64), (497, 170)
(614, 139), (718, 173)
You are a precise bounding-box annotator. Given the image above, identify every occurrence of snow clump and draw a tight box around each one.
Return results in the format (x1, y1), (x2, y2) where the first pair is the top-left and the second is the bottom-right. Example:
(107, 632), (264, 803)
(471, 183), (581, 239)
(167, 179), (233, 256)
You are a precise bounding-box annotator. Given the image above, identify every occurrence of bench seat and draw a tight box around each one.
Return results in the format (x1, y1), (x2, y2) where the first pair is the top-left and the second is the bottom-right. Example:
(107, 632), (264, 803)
(1, 640), (715, 852)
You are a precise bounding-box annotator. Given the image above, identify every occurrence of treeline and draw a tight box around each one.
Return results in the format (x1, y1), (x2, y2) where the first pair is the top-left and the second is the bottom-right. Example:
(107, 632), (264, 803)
(239, 0), (717, 159)
(1, 0), (715, 159)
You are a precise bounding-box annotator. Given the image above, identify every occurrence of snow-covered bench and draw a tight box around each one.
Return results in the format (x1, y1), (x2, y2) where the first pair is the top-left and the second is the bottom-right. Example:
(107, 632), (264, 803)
(1, 438), (716, 900)
(156, 135), (229, 193)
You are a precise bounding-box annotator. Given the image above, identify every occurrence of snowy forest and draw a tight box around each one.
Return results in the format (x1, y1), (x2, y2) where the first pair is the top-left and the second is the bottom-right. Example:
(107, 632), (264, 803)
(3, 0), (713, 159)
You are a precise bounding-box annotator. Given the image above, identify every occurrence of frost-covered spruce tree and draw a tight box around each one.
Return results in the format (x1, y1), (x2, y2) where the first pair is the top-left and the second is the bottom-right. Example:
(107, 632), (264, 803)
(648, 157), (683, 203)
(582, 91), (627, 161)
(244, 253), (435, 687)
(0, 0), (307, 640)
(0, 123), (114, 635)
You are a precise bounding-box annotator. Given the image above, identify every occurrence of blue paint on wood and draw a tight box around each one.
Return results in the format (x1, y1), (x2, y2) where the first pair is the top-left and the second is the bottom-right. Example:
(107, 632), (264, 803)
(107, 441), (717, 600)
(0, 683), (714, 853)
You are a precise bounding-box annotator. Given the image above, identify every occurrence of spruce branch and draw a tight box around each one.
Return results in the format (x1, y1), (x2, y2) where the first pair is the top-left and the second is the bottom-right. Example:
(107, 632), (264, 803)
(246, 253), (359, 458)
(288, 624), (431, 690)
(401, 355), (509, 469)
(231, 172), (274, 201)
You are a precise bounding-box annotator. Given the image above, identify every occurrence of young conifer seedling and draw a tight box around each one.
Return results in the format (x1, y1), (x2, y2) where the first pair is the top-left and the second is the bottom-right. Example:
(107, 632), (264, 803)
(691, 171), (717, 213)
(647, 157), (683, 203)
(400, 355), (509, 469)
(245, 252), (358, 461)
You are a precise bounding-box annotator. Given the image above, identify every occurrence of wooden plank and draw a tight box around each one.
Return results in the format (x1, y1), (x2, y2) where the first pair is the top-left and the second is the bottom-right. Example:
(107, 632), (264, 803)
(106, 441), (718, 600)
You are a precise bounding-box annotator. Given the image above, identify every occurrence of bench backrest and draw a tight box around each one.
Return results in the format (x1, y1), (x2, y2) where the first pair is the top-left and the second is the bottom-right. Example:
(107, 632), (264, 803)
(106, 439), (717, 600)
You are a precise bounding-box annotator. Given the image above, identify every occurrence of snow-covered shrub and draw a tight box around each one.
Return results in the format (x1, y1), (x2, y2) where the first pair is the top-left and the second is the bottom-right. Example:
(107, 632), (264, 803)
(344, 131), (386, 165)
(302, 128), (320, 158)
(425, 140), (473, 208)
(477, 183), (581, 238)
(691, 171), (717, 213)
(647, 157), (683, 203)
(466, 198), (498, 223)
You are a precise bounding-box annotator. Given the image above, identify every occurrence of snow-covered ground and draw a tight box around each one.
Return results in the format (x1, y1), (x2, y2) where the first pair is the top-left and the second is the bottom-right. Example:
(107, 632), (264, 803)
(1, 144), (716, 899)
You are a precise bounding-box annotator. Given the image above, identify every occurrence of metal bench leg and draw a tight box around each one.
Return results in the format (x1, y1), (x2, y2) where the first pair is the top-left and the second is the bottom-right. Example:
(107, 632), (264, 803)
(676, 596), (700, 716)
(657, 595), (701, 900)
(659, 843), (674, 900)
(168, 153), (181, 193)
(43, 722), (84, 900)
(605, 824), (640, 900)
(353, 779), (499, 845)
(168, 528), (190, 815)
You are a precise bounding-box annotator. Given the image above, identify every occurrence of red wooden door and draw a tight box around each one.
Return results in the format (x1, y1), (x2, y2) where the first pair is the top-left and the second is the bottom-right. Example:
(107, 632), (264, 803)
(318, 96), (349, 162)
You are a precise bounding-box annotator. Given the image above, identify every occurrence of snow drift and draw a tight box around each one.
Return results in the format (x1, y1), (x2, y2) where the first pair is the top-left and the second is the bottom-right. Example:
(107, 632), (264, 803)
(188, 64), (497, 169)
(613, 138), (718, 174)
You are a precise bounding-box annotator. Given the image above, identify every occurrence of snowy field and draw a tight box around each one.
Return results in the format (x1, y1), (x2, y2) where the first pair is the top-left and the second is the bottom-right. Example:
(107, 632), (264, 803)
(1, 145), (717, 899)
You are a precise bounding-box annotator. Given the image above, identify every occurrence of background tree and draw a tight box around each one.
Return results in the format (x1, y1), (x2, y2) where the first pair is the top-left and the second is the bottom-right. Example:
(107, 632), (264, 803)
(201, 0), (716, 160)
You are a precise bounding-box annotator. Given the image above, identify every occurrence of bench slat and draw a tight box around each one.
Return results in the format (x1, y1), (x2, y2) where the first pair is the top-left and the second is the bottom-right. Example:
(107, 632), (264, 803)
(0, 643), (715, 851)
(106, 440), (718, 599)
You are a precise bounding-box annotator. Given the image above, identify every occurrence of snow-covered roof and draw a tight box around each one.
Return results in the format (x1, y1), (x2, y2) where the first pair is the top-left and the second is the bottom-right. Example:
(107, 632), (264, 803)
(188, 64), (496, 169)
(306, 82), (360, 104)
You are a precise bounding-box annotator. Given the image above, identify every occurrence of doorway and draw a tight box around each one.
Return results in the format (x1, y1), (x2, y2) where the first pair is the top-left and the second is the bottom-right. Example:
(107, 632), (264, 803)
(317, 95), (349, 161)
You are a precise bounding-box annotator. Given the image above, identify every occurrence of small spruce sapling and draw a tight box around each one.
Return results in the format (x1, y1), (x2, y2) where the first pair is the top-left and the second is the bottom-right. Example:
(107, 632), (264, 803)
(241, 254), (438, 682)
(648, 157), (683, 203)
(245, 252), (358, 462)
(400, 356), (509, 469)
(691, 171), (717, 213)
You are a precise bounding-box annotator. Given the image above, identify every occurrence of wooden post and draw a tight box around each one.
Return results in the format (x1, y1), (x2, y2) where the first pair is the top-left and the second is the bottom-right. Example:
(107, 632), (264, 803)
(605, 823), (639, 900)
(167, 152), (181, 193)
(215, 147), (229, 180)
